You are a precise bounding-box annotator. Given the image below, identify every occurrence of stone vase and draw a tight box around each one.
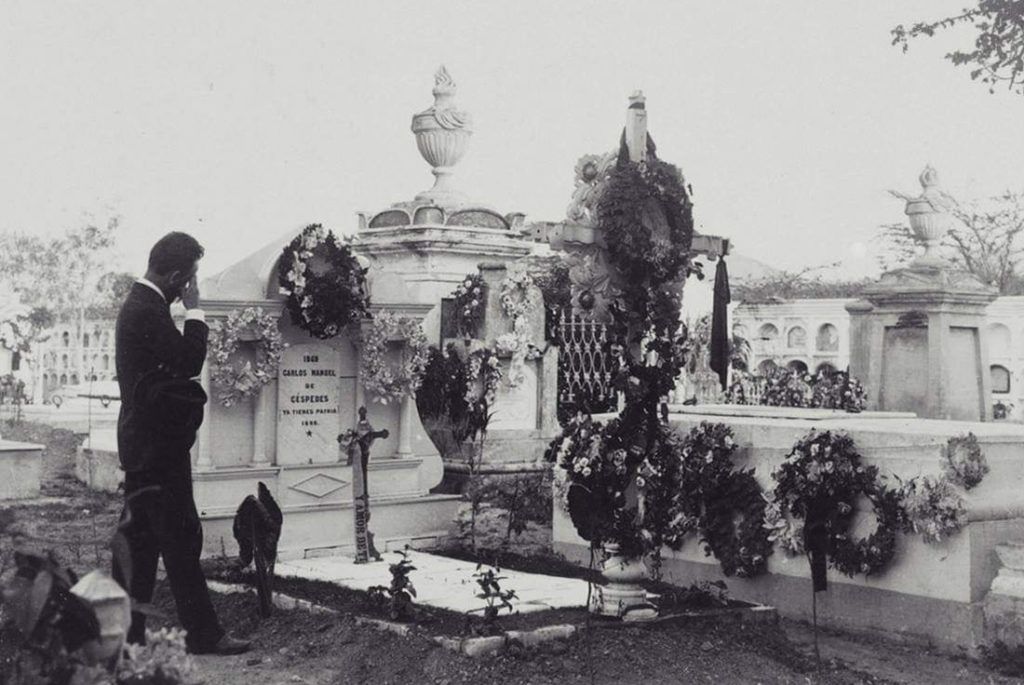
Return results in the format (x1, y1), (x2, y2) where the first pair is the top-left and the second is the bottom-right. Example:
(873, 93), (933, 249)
(409, 98), (468, 204)
(906, 198), (950, 269)
(591, 543), (658, 621)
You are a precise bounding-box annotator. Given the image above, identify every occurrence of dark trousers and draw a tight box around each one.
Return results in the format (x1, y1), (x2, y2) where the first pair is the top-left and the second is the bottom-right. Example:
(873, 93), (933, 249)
(111, 460), (224, 651)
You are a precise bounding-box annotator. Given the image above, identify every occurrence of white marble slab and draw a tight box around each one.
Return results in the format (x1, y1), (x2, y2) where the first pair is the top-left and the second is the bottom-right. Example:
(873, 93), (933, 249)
(276, 550), (589, 615)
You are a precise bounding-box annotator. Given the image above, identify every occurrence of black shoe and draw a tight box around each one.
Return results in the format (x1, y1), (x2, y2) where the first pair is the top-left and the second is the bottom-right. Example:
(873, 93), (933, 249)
(190, 634), (252, 655)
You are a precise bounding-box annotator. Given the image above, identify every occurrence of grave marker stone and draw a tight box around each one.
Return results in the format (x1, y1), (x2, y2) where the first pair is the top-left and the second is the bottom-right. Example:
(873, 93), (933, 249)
(277, 343), (342, 464)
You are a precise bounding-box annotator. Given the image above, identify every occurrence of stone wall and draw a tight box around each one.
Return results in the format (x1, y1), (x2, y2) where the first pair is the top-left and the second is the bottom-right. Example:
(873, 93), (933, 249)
(551, 407), (1024, 652)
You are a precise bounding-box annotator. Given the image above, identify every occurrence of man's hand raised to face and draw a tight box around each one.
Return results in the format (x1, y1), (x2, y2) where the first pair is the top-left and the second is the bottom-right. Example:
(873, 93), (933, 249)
(182, 275), (200, 310)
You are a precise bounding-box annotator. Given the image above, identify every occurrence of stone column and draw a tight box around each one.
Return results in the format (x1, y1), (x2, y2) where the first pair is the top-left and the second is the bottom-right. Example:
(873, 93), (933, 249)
(195, 363), (213, 469)
(397, 394), (414, 457)
(252, 380), (276, 465)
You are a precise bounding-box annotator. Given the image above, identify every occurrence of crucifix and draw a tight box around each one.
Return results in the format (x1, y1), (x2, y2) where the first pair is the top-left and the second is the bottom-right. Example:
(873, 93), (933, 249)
(338, 406), (390, 563)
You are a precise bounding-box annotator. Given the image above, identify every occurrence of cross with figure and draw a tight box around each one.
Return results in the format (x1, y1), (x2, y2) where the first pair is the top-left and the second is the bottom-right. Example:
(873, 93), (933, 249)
(338, 407), (389, 563)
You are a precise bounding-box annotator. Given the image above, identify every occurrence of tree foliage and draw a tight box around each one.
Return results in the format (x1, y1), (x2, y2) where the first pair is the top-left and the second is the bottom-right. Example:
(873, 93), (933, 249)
(0, 219), (123, 321)
(732, 264), (872, 304)
(892, 1), (1024, 95)
(0, 220), (124, 355)
(878, 191), (1024, 294)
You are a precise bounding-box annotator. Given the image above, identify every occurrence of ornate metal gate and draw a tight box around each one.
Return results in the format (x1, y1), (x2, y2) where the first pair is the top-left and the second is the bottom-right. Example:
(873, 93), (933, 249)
(555, 309), (619, 424)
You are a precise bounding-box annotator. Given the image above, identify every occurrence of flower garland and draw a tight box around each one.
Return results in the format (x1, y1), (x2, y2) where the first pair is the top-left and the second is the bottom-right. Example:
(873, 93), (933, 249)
(667, 422), (773, 578)
(450, 273), (486, 338)
(207, 307), (287, 407)
(497, 271), (543, 387)
(771, 430), (904, 577)
(278, 224), (370, 339)
(810, 370), (867, 412)
(943, 432), (988, 489)
(359, 310), (430, 405)
(726, 367), (867, 413)
(761, 367), (814, 408)
(544, 140), (699, 565)
(465, 343), (503, 414)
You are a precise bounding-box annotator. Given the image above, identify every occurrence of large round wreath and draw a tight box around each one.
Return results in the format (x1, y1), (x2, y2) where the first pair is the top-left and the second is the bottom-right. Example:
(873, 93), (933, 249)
(771, 429), (905, 578)
(278, 223), (370, 339)
(208, 307), (287, 407)
(358, 310), (429, 405)
(597, 140), (694, 349)
(667, 422), (773, 578)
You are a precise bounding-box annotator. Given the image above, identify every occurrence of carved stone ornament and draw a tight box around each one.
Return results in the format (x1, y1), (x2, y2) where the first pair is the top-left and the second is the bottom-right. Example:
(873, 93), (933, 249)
(887, 165), (959, 270)
(567, 247), (620, 323)
(411, 66), (474, 206)
(566, 151), (617, 226)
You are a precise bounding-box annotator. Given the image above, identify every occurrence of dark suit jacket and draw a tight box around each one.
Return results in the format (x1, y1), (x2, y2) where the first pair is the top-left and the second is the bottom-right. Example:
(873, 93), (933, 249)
(116, 282), (208, 473)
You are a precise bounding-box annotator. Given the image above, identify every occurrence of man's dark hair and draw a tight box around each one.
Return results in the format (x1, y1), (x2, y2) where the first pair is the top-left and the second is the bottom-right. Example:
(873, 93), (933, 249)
(148, 232), (205, 276)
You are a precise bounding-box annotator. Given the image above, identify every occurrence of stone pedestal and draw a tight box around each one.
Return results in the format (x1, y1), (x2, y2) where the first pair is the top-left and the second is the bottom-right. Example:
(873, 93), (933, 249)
(984, 542), (1024, 646)
(846, 265), (997, 421)
(0, 439), (43, 500)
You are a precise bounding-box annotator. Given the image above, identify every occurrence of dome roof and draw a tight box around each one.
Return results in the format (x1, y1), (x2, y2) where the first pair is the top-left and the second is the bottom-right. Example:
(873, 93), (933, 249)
(201, 229), (295, 302)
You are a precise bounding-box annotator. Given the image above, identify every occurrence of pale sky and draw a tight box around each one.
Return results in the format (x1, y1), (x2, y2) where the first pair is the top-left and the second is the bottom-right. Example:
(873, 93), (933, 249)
(1, 1), (1021, 280)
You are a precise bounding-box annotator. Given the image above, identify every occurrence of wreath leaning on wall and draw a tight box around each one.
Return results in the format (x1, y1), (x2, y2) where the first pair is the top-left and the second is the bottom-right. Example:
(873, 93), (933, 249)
(771, 429), (906, 578)
(359, 310), (430, 405)
(278, 223), (370, 339)
(667, 422), (773, 579)
(208, 307), (288, 407)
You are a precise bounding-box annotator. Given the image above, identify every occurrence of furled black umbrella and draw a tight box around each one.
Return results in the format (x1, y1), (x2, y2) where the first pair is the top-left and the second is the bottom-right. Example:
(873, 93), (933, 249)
(709, 258), (731, 390)
(233, 482), (283, 618)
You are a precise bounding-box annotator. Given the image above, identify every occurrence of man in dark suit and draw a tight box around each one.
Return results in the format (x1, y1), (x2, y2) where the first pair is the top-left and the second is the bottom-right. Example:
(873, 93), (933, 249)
(112, 232), (249, 655)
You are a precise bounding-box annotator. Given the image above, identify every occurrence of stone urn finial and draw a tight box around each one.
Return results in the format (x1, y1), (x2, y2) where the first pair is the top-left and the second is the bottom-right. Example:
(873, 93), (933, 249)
(411, 65), (473, 207)
(889, 164), (958, 270)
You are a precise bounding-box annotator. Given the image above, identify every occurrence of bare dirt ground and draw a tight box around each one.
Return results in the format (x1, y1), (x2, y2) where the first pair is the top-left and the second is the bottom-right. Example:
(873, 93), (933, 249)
(1, 419), (1023, 684)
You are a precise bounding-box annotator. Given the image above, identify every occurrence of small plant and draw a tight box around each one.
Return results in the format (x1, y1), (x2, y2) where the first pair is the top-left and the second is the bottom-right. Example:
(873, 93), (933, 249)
(367, 547), (417, 621)
(654, 580), (732, 612)
(469, 564), (517, 636)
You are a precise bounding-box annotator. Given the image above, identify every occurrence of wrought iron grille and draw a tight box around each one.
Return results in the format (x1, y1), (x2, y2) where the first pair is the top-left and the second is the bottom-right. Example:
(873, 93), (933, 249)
(555, 309), (619, 424)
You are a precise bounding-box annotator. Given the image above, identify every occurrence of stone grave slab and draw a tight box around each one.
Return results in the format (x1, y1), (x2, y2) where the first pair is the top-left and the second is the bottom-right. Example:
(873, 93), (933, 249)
(277, 343), (343, 464)
(276, 550), (589, 615)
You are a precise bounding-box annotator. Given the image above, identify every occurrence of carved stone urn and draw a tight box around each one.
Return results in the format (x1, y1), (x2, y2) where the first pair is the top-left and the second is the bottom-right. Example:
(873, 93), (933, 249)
(411, 65), (473, 206)
(894, 165), (956, 270)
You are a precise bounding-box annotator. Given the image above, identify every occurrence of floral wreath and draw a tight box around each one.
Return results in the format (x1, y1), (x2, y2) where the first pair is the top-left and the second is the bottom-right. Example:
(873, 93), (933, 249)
(900, 474), (967, 544)
(450, 273), (485, 338)
(278, 224), (370, 339)
(667, 422), (773, 578)
(771, 429), (904, 578)
(208, 307), (287, 407)
(943, 432), (988, 489)
(465, 344), (503, 409)
(898, 433), (985, 544)
(359, 310), (430, 405)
